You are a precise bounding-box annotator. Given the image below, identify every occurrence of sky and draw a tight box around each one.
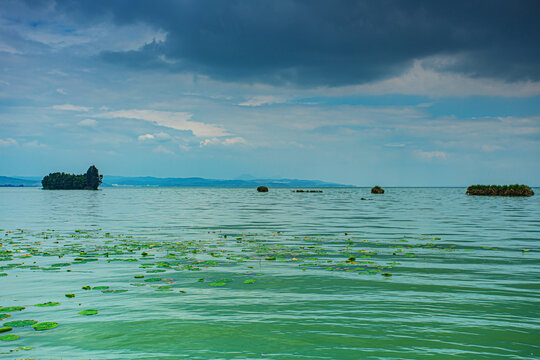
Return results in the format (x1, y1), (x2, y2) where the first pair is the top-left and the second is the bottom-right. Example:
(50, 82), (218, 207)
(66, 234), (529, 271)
(1, 0), (539, 186)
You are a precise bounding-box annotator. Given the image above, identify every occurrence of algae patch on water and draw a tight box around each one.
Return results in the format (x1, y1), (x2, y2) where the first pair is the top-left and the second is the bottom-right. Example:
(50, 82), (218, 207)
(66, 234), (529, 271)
(4, 320), (38, 327)
(0, 334), (19, 341)
(0, 326), (12, 333)
(32, 321), (59, 331)
(0, 306), (25, 312)
(0, 227), (516, 355)
(78, 309), (98, 316)
(91, 286), (109, 291)
(35, 301), (60, 307)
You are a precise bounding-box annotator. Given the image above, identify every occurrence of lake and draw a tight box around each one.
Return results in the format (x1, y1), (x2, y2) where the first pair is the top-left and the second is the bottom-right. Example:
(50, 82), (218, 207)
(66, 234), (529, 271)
(0, 187), (539, 359)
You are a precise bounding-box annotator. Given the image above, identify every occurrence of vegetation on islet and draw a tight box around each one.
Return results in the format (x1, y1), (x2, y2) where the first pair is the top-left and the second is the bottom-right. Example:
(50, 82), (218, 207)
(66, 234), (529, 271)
(41, 165), (103, 190)
(466, 184), (534, 196)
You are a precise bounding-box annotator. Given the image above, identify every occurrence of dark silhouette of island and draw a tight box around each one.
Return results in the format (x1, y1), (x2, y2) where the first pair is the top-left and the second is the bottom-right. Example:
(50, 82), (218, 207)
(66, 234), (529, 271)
(42, 165), (103, 190)
(466, 184), (534, 197)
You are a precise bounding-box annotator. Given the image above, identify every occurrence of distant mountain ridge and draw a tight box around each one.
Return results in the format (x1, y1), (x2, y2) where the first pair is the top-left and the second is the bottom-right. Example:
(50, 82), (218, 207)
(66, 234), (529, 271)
(102, 176), (350, 188)
(0, 176), (40, 186)
(1, 175), (351, 188)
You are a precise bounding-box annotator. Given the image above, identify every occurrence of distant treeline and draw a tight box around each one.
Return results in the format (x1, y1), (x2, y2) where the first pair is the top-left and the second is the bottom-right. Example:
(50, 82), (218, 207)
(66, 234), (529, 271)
(42, 165), (103, 190)
(466, 184), (534, 197)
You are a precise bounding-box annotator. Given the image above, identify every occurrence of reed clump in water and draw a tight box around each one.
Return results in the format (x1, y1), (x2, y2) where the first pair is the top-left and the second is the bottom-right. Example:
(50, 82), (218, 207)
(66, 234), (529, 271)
(466, 184), (534, 197)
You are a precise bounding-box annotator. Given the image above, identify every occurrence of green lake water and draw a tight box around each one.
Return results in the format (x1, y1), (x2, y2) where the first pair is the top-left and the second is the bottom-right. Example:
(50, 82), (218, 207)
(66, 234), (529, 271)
(0, 187), (539, 359)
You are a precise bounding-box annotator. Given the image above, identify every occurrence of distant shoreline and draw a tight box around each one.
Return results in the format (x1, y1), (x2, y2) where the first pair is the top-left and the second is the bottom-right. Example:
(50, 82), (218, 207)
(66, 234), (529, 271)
(1, 176), (538, 188)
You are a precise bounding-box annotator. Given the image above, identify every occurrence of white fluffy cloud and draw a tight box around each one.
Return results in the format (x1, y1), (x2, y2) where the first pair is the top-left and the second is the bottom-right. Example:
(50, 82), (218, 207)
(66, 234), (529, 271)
(138, 132), (171, 141)
(78, 119), (98, 127)
(96, 109), (228, 137)
(415, 150), (447, 160)
(138, 134), (154, 141)
(200, 137), (247, 147)
(238, 96), (285, 107)
(0, 138), (18, 146)
(52, 104), (90, 111)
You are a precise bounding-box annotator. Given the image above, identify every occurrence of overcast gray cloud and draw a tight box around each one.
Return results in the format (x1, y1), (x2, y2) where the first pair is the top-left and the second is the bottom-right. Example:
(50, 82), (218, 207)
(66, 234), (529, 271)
(22, 0), (535, 86)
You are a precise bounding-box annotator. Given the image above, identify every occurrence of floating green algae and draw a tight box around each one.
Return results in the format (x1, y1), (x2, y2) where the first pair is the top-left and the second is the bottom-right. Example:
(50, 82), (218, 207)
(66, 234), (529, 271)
(92, 286), (110, 290)
(154, 285), (173, 291)
(0, 227), (507, 356)
(51, 262), (71, 267)
(11, 346), (35, 351)
(35, 301), (60, 307)
(0, 314), (11, 321)
(4, 320), (38, 327)
(101, 289), (128, 293)
(78, 309), (98, 316)
(32, 321), (59, 331)
(0, 306), (25, 312)
(0, 334), (19, 341)
(0, 326), (12, 333)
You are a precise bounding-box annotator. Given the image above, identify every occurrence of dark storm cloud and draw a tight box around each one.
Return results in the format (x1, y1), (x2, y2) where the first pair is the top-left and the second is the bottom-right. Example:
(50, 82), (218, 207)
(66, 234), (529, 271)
(39, 0), (540, 86)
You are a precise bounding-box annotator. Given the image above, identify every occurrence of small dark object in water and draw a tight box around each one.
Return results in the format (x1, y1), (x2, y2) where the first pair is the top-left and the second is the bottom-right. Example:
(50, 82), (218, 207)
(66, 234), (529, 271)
(466, 184), (534, 197)
(257, 186), (268, 192)
(371, 186), (384, 194)
(294, 189), (323, 193)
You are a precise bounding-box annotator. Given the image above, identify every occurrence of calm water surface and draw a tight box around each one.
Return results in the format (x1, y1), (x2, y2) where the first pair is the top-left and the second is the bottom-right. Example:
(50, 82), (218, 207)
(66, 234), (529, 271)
(0, 187), (539, 359)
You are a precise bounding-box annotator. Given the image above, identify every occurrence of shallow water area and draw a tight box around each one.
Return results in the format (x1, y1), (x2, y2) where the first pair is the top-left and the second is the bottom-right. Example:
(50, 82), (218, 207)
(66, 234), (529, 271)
(0, 187), (539, 359)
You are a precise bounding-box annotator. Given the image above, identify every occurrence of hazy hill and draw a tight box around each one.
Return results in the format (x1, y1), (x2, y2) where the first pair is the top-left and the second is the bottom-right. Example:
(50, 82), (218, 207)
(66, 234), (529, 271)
(0, 176), (40, 186)
(102, 176), (350, 188)
(0, 175), (351, 188)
